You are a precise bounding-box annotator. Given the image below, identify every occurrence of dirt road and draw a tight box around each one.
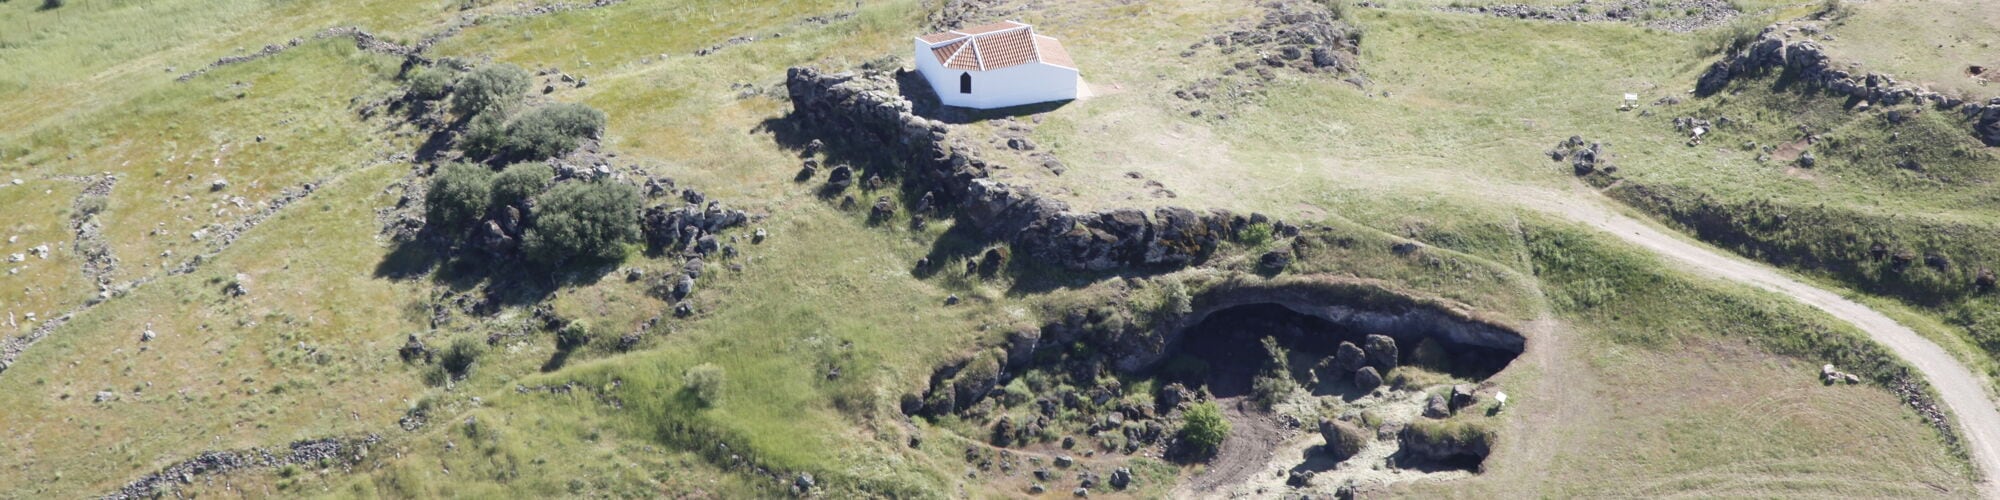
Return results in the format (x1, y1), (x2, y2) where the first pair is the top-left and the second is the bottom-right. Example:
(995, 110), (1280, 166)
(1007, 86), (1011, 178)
(1541, 190), (2000, 495)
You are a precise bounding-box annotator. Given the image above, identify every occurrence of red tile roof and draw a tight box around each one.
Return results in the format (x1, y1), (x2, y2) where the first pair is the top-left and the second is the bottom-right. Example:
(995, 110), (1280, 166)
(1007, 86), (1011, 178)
(917, 21), (1074, 71)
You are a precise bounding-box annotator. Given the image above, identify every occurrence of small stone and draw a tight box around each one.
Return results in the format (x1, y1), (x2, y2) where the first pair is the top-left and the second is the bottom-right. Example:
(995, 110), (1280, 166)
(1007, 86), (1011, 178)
(211, 179), (229, 191)
(1054, 455), (1074, 467)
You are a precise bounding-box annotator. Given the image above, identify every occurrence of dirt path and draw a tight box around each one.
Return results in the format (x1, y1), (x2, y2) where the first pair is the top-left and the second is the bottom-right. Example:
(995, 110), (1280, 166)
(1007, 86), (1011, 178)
(1536, 188), (2000, 496)
(1180, 396), (1290, 494)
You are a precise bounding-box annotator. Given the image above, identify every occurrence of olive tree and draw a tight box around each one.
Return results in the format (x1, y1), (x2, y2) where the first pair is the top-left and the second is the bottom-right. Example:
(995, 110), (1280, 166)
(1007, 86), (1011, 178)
(522, 180), (641, 265)
(450, 63), (530, 117)
(424, 162), (495, 233)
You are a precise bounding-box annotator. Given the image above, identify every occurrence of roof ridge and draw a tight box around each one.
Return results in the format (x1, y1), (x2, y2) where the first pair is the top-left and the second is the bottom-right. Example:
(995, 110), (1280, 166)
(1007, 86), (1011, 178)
(944, 40), (970, 68)
(971, 37), (985, 71)
(1028, 30), (1042, 64)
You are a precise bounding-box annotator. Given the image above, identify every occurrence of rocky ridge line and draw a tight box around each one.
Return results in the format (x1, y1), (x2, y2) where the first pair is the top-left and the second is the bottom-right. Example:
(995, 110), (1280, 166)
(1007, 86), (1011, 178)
(104, 435), (381, 499)
(1441, 0), (1742, 33)
(786, 67), (1254, 271)
(1696, 23), (2000, 146)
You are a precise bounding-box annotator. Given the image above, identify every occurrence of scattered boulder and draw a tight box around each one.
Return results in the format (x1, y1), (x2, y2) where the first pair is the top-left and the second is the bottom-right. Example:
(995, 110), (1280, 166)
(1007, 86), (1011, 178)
(1330, 341), (1366, 377)
(1423, 394), (1451, 419)
(1286, 469), (1315, 487)
(1550, 136), (1614, 176)
(398, 334), (430, 363)
(1821, 363), (1861, 385)
(870, 196), (896, 222)
(992, 415), (1016, 447)
(1259, 248), (1292, 272)
(1109, 467), (1132, 489)
(1158, 382), (1191, 411)
(1353, 366), (1382, 392)
(1449, 384), (1479, 413)
(1318, 418), (1367, 461)
(223, 274), (250, 297)
(827, 164), (854, 191)
(1363, 334), (1398, 370)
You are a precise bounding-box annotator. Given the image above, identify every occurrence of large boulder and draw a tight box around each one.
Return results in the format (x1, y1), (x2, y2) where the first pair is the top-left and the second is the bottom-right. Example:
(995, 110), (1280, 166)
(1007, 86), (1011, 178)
(1331, 342), (1366, 376)
(1353, 366), (1382, 392)
(1449, 384), (1479, 413)
(1400, 420), (1494, 466)
(1363, 334), (1399, 371)
(1423, 394), (1450, 419)
(1318, 418), (1368, 461)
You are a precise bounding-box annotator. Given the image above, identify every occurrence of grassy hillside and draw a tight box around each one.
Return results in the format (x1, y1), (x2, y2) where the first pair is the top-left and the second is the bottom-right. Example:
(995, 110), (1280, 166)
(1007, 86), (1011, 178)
(0, 0), (1984, 497)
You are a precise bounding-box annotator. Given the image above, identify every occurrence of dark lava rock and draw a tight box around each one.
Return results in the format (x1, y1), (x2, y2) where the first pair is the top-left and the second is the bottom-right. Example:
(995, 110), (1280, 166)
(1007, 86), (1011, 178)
(1363, 334), (1398, 371)
(1353, 366), (1382, 392)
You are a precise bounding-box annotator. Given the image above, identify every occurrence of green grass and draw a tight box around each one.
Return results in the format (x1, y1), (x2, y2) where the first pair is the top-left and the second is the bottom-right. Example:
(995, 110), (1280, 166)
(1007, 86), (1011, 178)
(1814, 0), (2000, 101)
(0, 163), (430, 496)
(0, 0), (1985, 497)
(0, 180), (91, 337)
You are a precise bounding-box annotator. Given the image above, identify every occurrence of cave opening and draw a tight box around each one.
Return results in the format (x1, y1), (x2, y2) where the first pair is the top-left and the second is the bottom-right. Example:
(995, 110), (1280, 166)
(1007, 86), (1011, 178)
(1166, 303), (1522, 395)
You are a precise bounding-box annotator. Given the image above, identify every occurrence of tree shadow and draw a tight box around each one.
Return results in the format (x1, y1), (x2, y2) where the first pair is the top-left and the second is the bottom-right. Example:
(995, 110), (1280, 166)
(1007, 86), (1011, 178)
(541, 347), (573, 372)
(373, 236), (618, 311)
(374, 242), (441, 280)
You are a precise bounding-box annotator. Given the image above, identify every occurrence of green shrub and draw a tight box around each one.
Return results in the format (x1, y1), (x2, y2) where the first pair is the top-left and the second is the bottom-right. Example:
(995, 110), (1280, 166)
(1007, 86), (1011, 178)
(458, 112), (510, 160)
(462, 103), (607, 162)
(685, 363), (725, 408)
(439, 335), (484, 378)
(1238, 223), (1274, 246)
(1815, 0), (1854, 21)
(522, 180), (642, 265)
(451, 63), (530, 117)
(1259, 336), (1291, 378)
(1000, 378), (1033, 406)
(489, 162), (553, 210)
(1705, 17), (1764, 54)
(556, 320), (593, 350)
(425, 162), (494, 233)
(1251, 374), (1297, 409)
(500, 103), (606, 161)
(1315, 0), (1350, 20)
(1178, 402), (1230, 458)
(404, 67), (454, 101)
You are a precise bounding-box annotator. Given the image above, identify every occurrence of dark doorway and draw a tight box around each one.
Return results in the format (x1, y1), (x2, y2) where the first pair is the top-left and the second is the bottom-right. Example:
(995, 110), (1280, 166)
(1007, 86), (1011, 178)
(959, 72), (972, 94)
